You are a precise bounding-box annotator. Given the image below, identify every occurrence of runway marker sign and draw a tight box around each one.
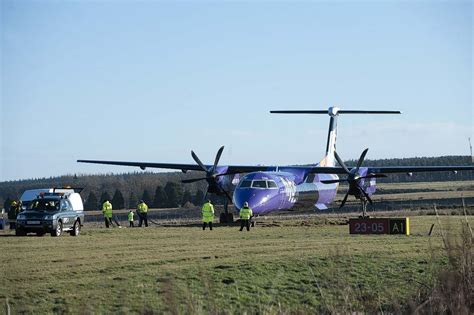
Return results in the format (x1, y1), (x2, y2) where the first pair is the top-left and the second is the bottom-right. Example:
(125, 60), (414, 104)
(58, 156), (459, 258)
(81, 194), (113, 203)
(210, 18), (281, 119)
(349, 218), (410, 235)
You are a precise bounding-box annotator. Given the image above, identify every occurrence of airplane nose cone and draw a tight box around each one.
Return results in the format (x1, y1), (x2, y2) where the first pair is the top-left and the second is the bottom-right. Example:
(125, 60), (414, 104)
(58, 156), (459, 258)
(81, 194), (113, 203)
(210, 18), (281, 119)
(233, 188), (277, 214)
(233, 189), (253, 210)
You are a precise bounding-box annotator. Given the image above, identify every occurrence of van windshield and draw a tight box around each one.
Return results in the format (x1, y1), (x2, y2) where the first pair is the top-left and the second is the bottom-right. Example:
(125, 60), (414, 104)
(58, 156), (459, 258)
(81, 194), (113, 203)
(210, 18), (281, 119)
(28, 199), (60, 212)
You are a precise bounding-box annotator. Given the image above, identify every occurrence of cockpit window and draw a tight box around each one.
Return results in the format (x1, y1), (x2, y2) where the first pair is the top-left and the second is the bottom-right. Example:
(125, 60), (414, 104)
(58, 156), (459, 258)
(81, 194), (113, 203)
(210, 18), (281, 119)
(251, 180), (267, 188)
(239, 180), (252, 188)
(267, 180), (278, 188)
(305, 174), (315, 183)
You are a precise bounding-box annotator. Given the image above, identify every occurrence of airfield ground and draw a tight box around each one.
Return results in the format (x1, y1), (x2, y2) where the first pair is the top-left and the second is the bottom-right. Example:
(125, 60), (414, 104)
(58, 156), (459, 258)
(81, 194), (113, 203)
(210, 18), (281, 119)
(0, 214), (472, 314)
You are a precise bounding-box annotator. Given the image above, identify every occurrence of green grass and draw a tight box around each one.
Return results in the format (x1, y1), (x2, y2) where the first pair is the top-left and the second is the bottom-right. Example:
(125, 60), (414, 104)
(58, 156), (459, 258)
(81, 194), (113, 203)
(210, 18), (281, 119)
(0, 215), (471, 314)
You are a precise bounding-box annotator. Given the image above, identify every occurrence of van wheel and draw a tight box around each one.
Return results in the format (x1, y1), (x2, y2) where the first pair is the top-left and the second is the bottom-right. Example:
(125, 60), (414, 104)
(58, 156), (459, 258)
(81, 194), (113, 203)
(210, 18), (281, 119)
(51, 221), (62, 237)
(70, 220), (81, 236)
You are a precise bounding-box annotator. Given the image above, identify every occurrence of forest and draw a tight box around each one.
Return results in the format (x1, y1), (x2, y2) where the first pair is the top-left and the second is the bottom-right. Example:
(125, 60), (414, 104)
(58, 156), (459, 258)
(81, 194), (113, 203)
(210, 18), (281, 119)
(1, 155), (472, 211)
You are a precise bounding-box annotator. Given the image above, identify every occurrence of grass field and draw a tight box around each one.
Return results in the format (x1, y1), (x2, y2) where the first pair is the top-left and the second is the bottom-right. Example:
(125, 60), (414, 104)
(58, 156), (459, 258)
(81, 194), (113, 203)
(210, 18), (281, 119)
(0, 215), (472, 314)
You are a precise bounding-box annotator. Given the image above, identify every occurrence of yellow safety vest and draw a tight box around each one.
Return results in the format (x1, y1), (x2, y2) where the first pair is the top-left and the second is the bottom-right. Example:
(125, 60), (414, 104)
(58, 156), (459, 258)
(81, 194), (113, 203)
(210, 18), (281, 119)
(102, 201), (113, 218)
(128, 211), (134, 221)
(240, 207), (253, 220)
(137, 202), (148, 213)
(201, 202), (215, 223)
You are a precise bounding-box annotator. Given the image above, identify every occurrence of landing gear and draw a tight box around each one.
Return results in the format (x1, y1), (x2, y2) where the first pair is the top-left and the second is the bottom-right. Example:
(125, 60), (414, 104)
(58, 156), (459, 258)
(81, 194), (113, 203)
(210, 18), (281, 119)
(359, 197), (373, 218)
(219, 198), (234, 223)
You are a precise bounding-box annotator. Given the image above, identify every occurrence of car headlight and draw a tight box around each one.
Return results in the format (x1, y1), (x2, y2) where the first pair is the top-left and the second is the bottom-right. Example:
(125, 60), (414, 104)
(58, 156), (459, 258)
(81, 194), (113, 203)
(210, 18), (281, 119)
(17, 215), (26, 220)
(43, 215), (53, 220)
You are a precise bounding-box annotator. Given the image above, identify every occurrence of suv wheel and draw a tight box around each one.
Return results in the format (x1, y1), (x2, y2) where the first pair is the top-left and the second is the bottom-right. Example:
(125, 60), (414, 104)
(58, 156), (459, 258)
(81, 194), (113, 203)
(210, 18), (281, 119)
(52, 221), (62, 237)
(15, 228), (26, 236)
(70, 220), (81, 236)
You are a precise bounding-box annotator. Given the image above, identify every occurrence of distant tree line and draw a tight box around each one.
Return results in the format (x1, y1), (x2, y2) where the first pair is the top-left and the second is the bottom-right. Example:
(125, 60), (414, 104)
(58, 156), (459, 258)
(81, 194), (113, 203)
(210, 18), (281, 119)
(1, 156), (472, 210)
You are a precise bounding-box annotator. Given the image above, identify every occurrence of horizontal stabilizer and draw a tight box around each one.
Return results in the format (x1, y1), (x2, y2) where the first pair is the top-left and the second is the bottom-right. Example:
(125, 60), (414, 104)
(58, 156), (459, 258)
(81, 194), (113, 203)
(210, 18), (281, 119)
(270, 110), (401, 115)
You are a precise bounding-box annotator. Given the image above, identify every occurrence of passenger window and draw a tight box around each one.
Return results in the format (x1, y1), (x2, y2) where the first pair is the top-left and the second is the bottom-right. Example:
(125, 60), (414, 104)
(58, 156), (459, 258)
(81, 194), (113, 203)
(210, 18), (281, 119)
(240, 180), (252, 188)
(267, 181), (277, 188)
(252, 180), (267, 188)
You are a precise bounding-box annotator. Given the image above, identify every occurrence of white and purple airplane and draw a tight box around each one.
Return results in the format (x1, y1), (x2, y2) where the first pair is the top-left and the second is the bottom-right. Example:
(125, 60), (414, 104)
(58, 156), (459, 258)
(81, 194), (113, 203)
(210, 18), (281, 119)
(78, 107), (474, 219)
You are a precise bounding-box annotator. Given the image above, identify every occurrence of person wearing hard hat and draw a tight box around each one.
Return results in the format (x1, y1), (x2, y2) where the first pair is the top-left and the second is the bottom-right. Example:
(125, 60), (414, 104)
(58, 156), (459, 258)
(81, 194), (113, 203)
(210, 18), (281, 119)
(137, 200), (148, 227)
(128, 210), (135, 227)
(239, 202), (253, 231)
(201, 199), (215, 230)
(102, 199), (113, 228)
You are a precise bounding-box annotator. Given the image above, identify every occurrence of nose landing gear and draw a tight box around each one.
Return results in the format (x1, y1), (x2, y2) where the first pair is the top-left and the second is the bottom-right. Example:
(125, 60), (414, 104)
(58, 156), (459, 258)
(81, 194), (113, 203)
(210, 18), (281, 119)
(219, 198), (234, 223)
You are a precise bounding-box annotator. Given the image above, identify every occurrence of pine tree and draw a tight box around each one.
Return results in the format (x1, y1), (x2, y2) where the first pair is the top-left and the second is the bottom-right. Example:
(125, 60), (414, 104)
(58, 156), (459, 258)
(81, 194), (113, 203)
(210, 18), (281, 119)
(182, 190), (193, 206)
(84, 192), (98, 211)
(152, 186), (168, 208)
(100, 191), (111, 204)
(164, 182), (183, 207)
(142, 189), (152, 206)
(112, 189), (125, 209)
(128, 191), (138, 209)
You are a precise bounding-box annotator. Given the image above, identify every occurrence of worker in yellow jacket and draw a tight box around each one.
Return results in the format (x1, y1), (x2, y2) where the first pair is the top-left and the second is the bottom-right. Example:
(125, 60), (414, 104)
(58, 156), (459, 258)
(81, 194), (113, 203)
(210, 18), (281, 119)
(201, 200), (215, 230)
(239, 202), (253, 231)
(137, 200), (148, 227)
(128, 210), (134, 227)
(102, 200), (113, 228)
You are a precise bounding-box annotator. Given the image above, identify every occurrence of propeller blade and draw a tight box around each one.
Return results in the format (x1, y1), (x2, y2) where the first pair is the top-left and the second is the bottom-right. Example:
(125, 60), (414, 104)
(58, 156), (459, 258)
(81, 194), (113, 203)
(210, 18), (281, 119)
(340, 192), (350, 208)
(359, 174), (387, 180)
(215, 172), (232, 178)
(191, 150), (208, 172)
(182, 177), (207, 184)
(321, 179), (347, 184)
(334, 151), (351, 174)
(355, 148), (369, 172)
(212, 146), (225, 173)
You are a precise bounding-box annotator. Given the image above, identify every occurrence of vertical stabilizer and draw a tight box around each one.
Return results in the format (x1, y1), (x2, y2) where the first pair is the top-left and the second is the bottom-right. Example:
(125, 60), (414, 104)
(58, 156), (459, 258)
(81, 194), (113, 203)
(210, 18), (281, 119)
(319, 107), (339, 166)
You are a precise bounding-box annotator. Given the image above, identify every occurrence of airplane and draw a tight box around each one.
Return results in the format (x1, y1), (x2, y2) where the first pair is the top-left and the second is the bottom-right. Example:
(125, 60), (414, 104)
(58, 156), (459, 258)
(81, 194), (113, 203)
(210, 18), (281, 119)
(78, 107), (474, 221)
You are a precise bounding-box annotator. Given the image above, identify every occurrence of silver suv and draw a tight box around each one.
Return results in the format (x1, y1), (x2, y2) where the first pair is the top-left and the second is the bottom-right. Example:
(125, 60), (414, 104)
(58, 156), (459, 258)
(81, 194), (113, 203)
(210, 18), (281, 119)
(16, 191), (84, 237)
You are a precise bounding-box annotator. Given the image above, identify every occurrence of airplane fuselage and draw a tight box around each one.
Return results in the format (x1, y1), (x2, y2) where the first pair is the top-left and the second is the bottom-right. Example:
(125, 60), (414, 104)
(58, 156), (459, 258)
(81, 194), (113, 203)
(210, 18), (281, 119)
(232, 171), (341, 215)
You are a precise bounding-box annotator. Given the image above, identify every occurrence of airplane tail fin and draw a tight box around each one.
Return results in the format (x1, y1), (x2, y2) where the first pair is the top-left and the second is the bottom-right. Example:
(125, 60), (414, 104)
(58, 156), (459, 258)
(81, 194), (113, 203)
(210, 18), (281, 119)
(270, 107), (401, 167)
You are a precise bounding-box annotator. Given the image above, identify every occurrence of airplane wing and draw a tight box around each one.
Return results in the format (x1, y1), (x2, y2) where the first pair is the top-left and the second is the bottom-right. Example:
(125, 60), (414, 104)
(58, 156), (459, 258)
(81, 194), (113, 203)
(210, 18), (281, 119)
(77, 159), (215, 172)
(77, 159), (277, 173)
(77, 159), (353, 174)
(366, 166), (474, 174)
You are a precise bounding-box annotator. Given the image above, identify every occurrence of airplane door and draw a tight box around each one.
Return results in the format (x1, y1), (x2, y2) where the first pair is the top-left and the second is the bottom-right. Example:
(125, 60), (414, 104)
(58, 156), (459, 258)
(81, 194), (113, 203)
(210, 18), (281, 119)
(278, 178), (288, 209)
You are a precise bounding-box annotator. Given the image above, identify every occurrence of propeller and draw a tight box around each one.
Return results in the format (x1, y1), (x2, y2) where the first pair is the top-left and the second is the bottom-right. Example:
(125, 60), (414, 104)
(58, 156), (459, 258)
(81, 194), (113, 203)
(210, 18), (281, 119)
(182, 146), (233, 202)
(321, 148), (386, 208)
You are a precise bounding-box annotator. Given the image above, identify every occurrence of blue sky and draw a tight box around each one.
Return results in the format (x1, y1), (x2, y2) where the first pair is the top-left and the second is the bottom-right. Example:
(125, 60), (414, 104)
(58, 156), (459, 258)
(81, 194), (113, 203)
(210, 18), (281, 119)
(1, 0), (472, 181)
